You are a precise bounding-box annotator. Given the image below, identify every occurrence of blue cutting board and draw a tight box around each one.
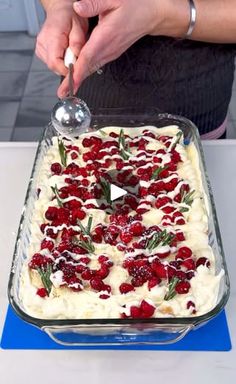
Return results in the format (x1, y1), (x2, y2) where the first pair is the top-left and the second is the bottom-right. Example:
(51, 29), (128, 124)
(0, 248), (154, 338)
(0, 306), (231, 350)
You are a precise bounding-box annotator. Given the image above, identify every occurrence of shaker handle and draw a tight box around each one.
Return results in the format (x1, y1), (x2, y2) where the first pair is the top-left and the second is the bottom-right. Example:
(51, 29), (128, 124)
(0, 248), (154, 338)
(64, 47), (77, 68)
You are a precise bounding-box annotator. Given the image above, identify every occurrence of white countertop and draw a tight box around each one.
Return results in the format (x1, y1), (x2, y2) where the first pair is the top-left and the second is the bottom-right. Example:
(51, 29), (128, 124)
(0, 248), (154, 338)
(0, 141), (235, 383)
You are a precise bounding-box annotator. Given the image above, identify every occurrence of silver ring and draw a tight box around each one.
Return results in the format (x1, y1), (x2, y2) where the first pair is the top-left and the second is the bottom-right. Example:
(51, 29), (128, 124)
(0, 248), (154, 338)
(96, 68), (103, 75)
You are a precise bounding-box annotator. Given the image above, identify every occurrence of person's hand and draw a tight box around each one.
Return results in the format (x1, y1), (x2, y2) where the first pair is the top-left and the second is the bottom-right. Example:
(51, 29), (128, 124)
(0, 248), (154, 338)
(36, 0), (88, 80)
(57, 0), (168, 97)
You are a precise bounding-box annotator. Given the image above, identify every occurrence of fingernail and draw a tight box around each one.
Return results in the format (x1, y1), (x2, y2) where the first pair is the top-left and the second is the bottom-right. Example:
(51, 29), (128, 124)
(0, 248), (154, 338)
(73, 2), (83, 11)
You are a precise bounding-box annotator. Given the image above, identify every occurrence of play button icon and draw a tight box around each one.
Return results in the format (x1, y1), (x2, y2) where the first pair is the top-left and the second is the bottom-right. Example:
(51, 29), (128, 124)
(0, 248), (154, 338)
(110, 184), (127, 201)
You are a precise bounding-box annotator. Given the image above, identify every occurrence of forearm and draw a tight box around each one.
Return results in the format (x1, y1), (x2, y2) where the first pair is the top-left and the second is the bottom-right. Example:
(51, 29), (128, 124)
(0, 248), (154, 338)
(157, 0), (236, 43)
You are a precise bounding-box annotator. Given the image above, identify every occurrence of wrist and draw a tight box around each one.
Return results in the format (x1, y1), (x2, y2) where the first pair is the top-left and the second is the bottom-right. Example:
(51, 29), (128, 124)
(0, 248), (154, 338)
(41, 0), (75, 14)
(151, 0), (191, 39)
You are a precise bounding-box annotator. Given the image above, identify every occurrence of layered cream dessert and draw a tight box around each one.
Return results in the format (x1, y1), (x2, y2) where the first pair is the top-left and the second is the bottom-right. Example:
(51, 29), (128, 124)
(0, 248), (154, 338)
(19, 125), (223, 319)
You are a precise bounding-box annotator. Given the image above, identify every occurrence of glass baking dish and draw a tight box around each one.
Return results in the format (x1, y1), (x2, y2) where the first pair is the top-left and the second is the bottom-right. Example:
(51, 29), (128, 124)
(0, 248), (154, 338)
(8, 109), (230, 346)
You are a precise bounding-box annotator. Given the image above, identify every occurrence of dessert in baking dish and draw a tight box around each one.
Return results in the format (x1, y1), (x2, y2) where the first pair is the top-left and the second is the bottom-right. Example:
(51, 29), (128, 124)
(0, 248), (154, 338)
(20, 125), (223, 319)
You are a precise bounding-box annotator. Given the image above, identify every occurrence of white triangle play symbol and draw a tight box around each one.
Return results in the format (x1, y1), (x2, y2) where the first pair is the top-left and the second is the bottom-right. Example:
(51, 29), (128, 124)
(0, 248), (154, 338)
(110, 184), (127, 201)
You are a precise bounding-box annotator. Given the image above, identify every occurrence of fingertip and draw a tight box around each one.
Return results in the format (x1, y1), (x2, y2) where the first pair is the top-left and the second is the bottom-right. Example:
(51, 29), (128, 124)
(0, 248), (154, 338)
(57, 79), (68, 99)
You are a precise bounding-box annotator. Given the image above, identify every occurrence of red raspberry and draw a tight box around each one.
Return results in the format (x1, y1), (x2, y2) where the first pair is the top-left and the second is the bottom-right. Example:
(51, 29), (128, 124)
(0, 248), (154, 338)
(81, 269), (95, 280)
(129, 222), (144, 236)
(140, 300), (155, 317)
(90, 277), (105, 291)
(130, 306), (142, 318)
(148, 276), (161, 290)
(119, 283), (134, 294)
(171, 150), (181, 163)
(120, 231), (133, 244)
(51, 162), (62, 174)
(82, 137), (92, 147)
(151, 262), (167, 279)
(45, 206), (58, 221)
(80, 257), (91, 264)
(122, 258), (135, 269)
(29, 254), (52, 269)
(75, 264), (87, 274)
(36, 288), (48, 297)
(175, 281), (191, 294)
(72, 209), (86, 221)
(155, 196), (172, 209)
(41, 239), (54, 251)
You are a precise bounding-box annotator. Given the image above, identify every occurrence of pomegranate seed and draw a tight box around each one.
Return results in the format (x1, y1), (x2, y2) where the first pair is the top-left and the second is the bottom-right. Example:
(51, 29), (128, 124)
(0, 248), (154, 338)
(71, 152), (78, 160)
(98, 255), (109, 264)
(51, 162), (62, 174)
(175, 231), (185, 241)
(187, 300), (195, 309)
(119, 283), (134, 294)
(155, 196), (171, 209)
(182, 258), (196, 271)
(175, 281), (191, 294)
(81, 269), (95, 280)
(99, 294), (110, 299)
(196, 257), (210, 268)
(45, 206), (58, 221)
(176, 246), (192, 260)
(82, 137), (92, 147)
(97, 265), (109, 279)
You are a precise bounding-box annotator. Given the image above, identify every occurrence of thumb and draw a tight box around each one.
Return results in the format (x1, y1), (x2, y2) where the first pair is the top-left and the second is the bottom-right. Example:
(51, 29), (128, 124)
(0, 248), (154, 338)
(73, 0), (114, 17)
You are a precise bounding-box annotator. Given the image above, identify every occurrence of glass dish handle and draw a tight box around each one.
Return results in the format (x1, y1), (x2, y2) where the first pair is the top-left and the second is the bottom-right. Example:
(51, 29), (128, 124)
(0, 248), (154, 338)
(43, 324), (194, 346)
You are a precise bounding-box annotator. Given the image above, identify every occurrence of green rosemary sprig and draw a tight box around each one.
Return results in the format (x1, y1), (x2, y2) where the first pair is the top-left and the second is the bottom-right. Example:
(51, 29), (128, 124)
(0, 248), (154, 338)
(179, 207), (190, 213)
(77, 215), (95, 253)
(151, 165), (168, 180)
(181, 189), (195, 206)
(77, 215), (93, 236)
(100, 178), (111, 204)
(169, 131), (183, 151)
(78, 239), (95, 253)
(118, 129), (131, 160)
(51, 185), (63, 207)
(37, 264), (53, 296)
(99, 129), (107, 136)
(164, 277), (180, 301)
(58, 138), (67, 167)
(147, 229), (175, 251)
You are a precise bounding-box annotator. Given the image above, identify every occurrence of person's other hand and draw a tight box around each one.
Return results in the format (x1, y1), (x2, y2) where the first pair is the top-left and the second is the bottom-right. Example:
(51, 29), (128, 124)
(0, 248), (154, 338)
(58, 0), (166, 97)
(36, 0), (88, 80)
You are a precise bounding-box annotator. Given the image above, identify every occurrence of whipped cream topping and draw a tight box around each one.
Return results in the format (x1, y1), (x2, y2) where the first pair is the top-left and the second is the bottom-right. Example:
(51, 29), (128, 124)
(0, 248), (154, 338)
(19, 125), (223, 319)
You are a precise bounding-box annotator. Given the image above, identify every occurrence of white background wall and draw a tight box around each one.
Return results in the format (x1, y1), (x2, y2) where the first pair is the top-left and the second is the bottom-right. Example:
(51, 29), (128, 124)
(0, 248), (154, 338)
(0, 0), (45, 36)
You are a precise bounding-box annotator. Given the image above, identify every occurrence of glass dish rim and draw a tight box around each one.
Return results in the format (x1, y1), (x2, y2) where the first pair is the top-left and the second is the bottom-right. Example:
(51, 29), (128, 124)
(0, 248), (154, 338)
(8, 111), (230, 329)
